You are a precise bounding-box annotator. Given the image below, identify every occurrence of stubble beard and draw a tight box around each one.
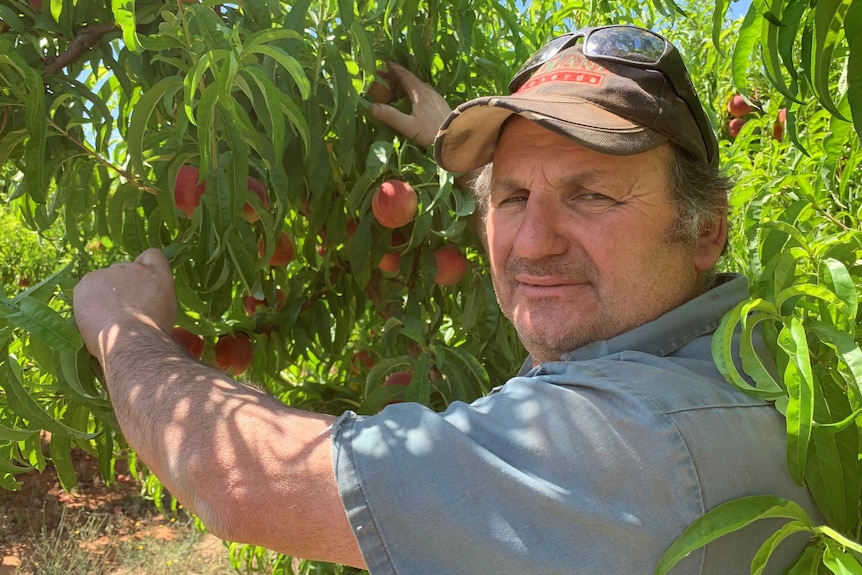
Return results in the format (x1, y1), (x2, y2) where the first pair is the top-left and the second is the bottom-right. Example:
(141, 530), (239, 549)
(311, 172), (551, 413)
(490, 256), (625, 363)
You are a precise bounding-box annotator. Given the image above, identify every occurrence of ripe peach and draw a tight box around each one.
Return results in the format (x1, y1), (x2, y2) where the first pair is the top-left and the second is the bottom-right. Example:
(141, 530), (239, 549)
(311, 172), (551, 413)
(258, 231), (295, 267)
(772, 121), (783, 141)
(727, 94), (753, 118)
(728, 118), (747, 139)
(349, 350), (375, 374)
(174, 165), (206, 217)
(367, 70), (396, 104)
(378, 232), (406, 273)
(433, 246), (469, 286)
(772, 108), (786, 141)
(384, 372), (412, 387)
(171, 326), (204, 360)
(215, 333), (253, 374)
(378, 252), (400, 273)
(372, 180), (418, 228)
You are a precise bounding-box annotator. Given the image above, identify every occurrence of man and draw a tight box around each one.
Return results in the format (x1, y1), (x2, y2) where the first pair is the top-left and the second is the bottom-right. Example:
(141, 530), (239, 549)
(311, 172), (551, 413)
(74, 25), (818, 574)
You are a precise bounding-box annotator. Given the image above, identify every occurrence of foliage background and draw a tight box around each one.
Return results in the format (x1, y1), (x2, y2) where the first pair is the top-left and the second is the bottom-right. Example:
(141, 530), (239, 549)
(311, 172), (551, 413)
(0, 0), (859, 572)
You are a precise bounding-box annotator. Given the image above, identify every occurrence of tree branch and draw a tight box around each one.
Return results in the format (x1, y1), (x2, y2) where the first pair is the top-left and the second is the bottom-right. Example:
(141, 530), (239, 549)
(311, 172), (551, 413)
(43, 23), (118, 76)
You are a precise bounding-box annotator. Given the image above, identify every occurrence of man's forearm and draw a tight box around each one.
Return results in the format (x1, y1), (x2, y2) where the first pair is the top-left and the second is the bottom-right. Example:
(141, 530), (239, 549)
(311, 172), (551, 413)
(97, 320), (364, 567)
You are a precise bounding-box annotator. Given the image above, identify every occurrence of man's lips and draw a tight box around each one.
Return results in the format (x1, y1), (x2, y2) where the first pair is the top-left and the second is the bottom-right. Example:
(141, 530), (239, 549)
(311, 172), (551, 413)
(513, 275), (590, 297)
(514, 274), (583, 287)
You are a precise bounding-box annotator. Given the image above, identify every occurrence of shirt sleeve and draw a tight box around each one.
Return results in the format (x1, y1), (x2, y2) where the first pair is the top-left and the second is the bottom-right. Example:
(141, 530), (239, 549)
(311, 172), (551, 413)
(331, 375), (708, 575)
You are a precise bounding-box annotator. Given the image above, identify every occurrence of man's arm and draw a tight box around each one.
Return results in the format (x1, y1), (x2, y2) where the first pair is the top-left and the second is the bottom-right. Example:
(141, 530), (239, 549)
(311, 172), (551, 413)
(73, 249), (365, 568)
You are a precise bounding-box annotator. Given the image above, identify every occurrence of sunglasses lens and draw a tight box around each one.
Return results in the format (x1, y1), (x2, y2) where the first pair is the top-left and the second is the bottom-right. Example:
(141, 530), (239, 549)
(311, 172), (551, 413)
(584, 27), (665, 64)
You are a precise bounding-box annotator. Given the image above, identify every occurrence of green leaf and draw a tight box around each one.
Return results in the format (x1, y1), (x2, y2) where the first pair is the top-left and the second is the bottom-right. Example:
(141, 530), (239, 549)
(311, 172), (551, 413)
(241, 67), (287, 159)
(738, 302), (785, 396)
(58, 350), (109, 407)
(365, 355), (413, 396)
(812, 0), (852, 121)
(246, 45), (311, 100)
(350, 20), (376, 79)
(786, 545), (825, 574)
(1, 359), (96, 440)
(732, 6), (761, 99)
(22, 70), (47, 205)
(127, 77), (183, 178)
(820, 258), (858, 321)
(112, 0), (141, 54)
(809, 322), (862, 407)
(805, 378), (859, 532)
(183, 50), (228, 125)
(712, 300), (785, 399)
(776, 283), (853, 319)
(824, 538), (862, 574)
(845, 0), (862, 140)
(348, 214), (374, 289)
(777, 0), (807, 85)
(366, 141), (393, 179)
(711, 0), (731, 54)
(337, 0), (355, 33)
(50, 433), (77, 491)
(405, 351), (432, 406)
(444, 346), (491, 394)
(655, 496), (815, 574)
(818, 526), (862, 555)
(778, 317), (815, 484)
(0, 5), (26, 31)
(0, 455), (31, 475)
(0, 423), (38, 442)
(7, 297), (83, 356)
(751, 520), (815, 575)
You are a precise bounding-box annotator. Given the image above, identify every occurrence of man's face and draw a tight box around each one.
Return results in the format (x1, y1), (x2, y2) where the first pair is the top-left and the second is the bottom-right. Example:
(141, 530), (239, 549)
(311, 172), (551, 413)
(486, 118), (720, 364)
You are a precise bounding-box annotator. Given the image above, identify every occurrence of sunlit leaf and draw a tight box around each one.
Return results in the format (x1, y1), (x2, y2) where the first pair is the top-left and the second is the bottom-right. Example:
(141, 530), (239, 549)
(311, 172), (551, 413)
(655, 496), (815, 574)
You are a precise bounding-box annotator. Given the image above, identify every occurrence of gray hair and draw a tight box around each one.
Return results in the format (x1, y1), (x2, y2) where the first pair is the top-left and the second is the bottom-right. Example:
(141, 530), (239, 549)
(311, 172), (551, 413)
(468, 144), (732, 251)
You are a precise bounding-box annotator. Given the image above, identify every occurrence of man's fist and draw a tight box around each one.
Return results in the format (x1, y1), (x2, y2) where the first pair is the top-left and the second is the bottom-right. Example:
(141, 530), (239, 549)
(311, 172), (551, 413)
(73, 248), (178, 360)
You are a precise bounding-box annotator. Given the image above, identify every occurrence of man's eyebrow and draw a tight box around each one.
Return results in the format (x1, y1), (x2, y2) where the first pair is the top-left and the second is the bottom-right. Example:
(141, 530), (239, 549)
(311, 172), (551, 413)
(490, 169), (618, 193)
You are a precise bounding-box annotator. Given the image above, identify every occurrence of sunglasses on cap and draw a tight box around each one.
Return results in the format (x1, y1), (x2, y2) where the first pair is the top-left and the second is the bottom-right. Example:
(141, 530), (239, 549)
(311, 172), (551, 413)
(509, 25), (717, 167)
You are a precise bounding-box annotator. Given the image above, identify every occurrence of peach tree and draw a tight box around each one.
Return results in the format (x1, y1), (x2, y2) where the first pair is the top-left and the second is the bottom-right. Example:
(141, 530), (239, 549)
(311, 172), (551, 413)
(0, 0), (859, 573)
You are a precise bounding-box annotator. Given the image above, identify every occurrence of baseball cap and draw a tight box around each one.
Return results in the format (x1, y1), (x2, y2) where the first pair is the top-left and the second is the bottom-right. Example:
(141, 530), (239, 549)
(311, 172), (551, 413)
(433, 28), (717, 173)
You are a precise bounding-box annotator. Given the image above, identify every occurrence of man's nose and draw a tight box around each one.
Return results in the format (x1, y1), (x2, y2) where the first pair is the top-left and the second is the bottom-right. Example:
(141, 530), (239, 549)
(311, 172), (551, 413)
(511, 196), (568, 260)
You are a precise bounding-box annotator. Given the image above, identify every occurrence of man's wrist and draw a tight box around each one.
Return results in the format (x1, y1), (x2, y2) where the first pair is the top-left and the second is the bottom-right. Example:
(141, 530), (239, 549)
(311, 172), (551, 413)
(93, 315), (169, 368)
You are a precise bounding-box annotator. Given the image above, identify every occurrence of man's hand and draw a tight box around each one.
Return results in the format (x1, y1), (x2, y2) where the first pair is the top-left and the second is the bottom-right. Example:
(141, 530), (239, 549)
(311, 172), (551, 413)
(369, 62), (451, 149)
(73, 248), (177, 360)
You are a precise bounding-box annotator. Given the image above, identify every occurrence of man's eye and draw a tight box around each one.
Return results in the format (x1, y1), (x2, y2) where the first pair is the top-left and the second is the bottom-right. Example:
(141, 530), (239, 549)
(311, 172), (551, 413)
(494, 193), (528, 206)
(573, 192), (618, 204)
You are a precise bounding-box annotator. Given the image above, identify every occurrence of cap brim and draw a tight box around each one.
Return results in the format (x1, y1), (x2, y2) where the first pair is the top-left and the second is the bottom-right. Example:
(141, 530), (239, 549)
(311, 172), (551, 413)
(434, 95), (669, 174)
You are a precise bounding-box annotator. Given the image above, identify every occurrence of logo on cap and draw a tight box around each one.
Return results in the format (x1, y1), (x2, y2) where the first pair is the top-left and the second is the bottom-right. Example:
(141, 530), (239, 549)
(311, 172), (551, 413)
(516, 51), (610, 94)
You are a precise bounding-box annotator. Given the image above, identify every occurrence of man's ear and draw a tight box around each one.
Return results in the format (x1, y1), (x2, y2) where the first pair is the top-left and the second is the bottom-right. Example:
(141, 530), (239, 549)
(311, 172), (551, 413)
(694, 202), (728, 273)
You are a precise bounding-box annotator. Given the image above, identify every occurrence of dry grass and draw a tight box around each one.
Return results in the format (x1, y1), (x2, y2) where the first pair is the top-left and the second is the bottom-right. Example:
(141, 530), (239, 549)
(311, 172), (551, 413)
(0, 449), (234, 575)
(11, 509), (232, 575)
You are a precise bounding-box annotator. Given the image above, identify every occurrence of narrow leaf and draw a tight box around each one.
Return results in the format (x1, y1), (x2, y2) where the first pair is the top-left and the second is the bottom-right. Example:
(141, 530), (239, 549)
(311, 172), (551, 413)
(844, 0), (862, 149)
(7, 297), (83, 355)
(751, 520), (814, 575)
(777, 317), (815, 484)
(112, 0), (141, 53)
(127, 77), (183, 177)
(655, 496), (815, 574)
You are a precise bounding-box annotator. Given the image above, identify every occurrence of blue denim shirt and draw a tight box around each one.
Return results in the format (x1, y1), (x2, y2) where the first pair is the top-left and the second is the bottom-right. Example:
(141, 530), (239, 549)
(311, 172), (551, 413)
(332, 274), (819, 574)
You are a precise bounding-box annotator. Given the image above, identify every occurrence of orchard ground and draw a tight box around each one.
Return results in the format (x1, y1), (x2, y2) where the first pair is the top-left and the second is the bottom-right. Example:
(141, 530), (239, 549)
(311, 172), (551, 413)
(0, 446), (232, 575)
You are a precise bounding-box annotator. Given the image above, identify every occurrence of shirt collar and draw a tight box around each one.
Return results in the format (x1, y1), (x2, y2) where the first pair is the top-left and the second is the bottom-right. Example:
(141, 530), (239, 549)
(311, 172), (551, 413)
(517, 273), (748, 375)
